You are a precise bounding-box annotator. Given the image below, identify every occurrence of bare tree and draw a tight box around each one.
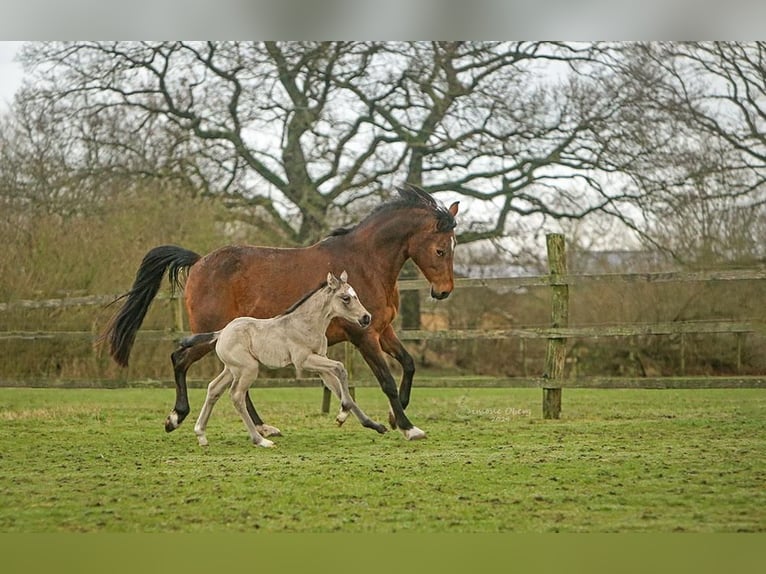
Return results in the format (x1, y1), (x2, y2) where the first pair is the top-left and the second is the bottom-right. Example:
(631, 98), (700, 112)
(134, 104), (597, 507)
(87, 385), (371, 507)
(591, 42), (766, 263)
(16, 41), (644, 245)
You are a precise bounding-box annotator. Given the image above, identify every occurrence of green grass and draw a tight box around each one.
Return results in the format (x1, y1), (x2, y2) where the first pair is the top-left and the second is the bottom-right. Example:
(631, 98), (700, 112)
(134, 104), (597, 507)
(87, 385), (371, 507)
(0, 386), (764, 532)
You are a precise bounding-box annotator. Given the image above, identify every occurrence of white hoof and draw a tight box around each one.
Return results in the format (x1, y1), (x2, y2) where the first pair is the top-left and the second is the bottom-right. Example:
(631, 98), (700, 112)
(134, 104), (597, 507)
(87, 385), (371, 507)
(402, 426), (427, 441)
(256, 438), (276, 448)
(256, 424), (282, 437)
(196, 435), (209, 447)
(336, 409), (350, 426)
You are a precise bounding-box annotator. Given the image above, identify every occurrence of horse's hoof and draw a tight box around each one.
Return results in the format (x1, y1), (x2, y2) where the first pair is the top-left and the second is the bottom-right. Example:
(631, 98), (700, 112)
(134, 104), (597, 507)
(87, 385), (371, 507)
(257, 424), (282, 437)
(375, 423), (388, 434)
(197, 436), (209, 447)
(402, 426), (427, 441)
(164, 412), (180, 433)
(388, 410), (398, 430)
(257, 439), (276, 448)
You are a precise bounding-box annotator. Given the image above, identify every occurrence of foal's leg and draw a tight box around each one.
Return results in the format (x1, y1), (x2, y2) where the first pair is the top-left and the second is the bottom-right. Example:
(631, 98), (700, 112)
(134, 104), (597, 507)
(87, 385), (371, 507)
(194, 367), (234, 447)
(303, 354), (387, 434)
(169, 341), (279, 437)
(229, 367), (275, 448)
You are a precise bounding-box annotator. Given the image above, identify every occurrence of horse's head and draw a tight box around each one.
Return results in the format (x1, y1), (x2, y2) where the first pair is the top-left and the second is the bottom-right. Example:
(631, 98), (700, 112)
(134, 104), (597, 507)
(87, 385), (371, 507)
(408, 200), (460, 300)
(327, 271), (372, 328)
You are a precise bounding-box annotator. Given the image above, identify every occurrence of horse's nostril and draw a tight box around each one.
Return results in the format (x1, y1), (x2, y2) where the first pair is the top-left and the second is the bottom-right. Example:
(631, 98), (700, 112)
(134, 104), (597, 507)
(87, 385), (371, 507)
(360, 314), (372, 327)
(430, 288), (451, 300)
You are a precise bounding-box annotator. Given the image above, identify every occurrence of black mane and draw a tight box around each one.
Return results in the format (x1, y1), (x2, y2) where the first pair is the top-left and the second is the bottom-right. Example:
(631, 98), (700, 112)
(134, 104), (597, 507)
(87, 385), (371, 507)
(280, 281), (328, 316)
(325, 183), (456, 238)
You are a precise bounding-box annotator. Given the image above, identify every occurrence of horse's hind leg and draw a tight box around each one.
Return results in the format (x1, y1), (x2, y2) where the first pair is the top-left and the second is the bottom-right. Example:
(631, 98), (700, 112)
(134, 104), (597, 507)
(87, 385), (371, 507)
(246, 391), (281, 437)
(194, 367), (234, 446)
(166, 341), (214, 432)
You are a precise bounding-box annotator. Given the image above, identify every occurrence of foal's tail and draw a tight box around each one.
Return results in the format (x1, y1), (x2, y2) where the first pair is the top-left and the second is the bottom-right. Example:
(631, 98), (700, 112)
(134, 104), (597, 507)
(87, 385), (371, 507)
(101, 245), (201, 367)
(178, 331), (219, 349)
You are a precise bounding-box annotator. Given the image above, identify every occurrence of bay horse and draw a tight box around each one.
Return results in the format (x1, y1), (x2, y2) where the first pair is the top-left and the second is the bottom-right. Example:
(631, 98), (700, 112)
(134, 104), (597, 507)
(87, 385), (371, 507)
(185, 271), (387, 448)
(103, 183), (459, 440)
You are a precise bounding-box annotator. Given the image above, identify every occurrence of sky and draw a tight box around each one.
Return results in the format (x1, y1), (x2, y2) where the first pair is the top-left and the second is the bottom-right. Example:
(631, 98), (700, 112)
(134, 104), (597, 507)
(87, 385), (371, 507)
(0, 42), (24, 112)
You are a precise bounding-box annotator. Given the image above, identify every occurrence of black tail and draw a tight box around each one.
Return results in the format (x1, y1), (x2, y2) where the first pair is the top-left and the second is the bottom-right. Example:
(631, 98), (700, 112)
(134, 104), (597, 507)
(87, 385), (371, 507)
(178, 331), (219, 349)
(102, 245), (201, 367)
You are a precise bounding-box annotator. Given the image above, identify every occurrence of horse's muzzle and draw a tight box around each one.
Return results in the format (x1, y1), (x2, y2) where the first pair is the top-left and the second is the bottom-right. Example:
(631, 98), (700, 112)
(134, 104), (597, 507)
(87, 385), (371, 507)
(359, 314), (372, 328)
(430, 287), (452, 300)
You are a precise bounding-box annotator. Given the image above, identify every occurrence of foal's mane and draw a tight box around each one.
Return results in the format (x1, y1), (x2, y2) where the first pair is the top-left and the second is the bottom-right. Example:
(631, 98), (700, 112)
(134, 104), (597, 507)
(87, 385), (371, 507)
(280, 280), (329, 316)
(326, 183), (457, 238)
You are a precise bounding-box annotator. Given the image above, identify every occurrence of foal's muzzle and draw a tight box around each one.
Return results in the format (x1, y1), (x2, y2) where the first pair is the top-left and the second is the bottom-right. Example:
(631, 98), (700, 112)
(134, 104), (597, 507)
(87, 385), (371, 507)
(359, 314), (372, 328)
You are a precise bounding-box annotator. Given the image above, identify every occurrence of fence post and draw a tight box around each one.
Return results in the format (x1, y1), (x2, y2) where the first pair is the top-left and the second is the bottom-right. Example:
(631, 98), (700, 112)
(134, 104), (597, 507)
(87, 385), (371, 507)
(543, 233), (569, 419)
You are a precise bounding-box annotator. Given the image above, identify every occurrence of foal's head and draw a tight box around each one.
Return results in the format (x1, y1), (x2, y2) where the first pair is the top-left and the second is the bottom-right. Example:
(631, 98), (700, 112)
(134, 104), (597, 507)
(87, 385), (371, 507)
(327, 271), (372, 328)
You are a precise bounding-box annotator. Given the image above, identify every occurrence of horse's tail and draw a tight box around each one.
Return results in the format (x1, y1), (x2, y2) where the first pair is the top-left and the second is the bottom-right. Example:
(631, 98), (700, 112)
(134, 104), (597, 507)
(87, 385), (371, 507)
(102, 245), (201, 367)
(178, 331), (219, 349)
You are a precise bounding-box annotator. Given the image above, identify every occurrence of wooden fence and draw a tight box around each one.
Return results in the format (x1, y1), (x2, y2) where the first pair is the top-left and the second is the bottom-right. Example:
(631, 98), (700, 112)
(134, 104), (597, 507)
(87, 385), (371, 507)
(2, 233), (766, 418)
(397, 234), (766, 417)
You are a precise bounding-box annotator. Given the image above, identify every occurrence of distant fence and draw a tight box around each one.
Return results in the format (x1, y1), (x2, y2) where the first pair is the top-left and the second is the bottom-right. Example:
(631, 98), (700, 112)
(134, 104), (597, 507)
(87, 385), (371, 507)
(2, 233), (766, 418)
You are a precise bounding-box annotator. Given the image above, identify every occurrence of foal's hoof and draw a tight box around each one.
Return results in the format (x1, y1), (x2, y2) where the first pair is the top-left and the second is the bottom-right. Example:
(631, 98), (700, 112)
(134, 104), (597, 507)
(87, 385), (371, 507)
(256, 438), (276, 448)
(374, 423), (388, 434)
(402, 426), (427, 441)
(336, 410), (351, 426)
(388, 410), (398, 430)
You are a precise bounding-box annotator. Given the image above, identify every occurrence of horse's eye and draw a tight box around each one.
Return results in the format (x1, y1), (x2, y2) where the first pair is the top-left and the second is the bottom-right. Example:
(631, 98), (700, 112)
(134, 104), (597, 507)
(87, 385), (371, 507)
(436, 249), (445, 257)
(341, 295), (351, 304)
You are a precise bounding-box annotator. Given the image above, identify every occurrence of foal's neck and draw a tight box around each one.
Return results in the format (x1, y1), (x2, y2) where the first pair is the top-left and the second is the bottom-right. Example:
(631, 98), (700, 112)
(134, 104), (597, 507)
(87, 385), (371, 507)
(284, 291), (335, 335)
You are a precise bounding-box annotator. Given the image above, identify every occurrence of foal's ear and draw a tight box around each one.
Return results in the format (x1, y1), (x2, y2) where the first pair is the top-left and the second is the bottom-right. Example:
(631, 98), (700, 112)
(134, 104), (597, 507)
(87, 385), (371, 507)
(340, 270), (348, 283)
(448, 201), (460, 217)
(327, 271), (339, 289)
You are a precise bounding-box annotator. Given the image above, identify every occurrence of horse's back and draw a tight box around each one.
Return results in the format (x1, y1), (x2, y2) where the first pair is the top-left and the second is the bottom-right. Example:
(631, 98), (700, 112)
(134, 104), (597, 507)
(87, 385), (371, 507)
(185, 244), (330, 332)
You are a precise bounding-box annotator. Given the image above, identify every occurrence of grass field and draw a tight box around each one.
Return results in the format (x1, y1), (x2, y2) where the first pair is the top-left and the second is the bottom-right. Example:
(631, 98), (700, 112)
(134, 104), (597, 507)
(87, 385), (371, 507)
(0, 385), (764, 532)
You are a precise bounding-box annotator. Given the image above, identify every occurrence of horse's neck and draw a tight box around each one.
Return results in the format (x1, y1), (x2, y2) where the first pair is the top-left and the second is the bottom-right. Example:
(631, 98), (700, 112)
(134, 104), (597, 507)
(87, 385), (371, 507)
(341, 214), (422, 284)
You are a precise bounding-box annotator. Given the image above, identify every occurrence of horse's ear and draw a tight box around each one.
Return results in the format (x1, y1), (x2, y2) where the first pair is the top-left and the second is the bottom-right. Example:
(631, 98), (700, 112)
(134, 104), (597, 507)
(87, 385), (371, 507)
(327, 272), (339, 289)
(340, 270), (348, 283)
(448, 201), (460, 217)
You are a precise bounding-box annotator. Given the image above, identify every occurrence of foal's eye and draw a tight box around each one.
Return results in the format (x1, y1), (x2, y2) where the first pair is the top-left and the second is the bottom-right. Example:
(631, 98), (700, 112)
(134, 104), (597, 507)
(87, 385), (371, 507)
(436, 249), (445, 257)
(341, 295), (351, 304)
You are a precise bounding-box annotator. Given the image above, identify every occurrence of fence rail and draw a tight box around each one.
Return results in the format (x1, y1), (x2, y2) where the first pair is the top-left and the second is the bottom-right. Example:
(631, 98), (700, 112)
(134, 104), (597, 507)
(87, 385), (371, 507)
(2, 234), (766, 418)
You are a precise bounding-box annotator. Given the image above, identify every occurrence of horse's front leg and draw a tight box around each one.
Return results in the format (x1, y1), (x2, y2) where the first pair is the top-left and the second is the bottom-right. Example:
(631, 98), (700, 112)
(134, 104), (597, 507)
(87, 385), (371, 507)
(357, 337), (426, 440)
(379, 325), (416, 420)
(302, 354), (387, 435)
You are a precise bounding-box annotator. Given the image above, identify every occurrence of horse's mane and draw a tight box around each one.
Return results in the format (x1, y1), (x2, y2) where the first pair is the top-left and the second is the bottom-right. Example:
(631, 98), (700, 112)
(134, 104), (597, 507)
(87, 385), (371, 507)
(280, 280), (329, 316)
(326, 184), (456, 238)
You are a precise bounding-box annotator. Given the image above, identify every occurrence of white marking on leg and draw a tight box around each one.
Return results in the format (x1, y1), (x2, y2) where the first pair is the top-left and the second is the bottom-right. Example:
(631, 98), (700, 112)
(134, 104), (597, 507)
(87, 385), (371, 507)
(402, 426), (427, 440)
